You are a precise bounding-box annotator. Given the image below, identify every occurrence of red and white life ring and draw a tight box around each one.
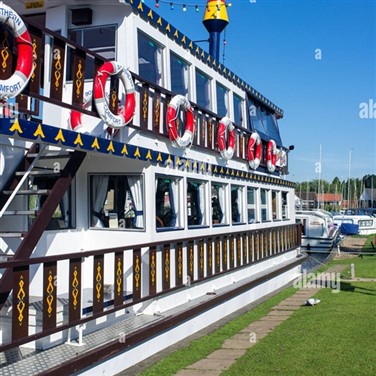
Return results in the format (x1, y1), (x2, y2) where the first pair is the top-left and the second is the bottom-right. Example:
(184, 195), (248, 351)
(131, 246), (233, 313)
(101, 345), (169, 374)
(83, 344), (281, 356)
(166, 94), (195, 148)
(69, 90), (119, 136)
(217, 117), (235, 160)
(247, 132), (262, 170)
(93, 61), (135, 129)
(0, 3), (34, 99)
(267, 139), (277, 172)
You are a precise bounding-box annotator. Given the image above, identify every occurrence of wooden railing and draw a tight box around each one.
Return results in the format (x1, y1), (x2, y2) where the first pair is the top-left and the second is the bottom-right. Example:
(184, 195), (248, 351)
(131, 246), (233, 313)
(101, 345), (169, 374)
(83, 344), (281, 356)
(0, 223), (301, 351)
(0, 19), (287, 174)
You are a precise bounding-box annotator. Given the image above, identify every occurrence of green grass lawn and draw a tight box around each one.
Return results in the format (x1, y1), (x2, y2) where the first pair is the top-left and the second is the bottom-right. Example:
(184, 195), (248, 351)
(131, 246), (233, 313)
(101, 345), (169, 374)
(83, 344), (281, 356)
(139, 235), (376, 376)
(223, 281), (376, 376)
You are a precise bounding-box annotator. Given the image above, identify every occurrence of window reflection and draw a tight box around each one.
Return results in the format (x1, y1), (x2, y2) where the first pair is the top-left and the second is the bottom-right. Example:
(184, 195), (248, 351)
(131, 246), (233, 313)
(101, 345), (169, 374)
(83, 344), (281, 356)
(170, 53), (189, 96)
(196, 69), (211, 110)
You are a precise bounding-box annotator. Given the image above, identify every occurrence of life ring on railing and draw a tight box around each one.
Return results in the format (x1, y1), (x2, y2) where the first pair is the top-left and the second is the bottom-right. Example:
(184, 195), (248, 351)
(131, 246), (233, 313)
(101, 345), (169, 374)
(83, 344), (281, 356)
(0, 3), (34, 99)
(70, 90), (118, 136)
(247, 132), (262, 169)
(166, 94), (195, 148)
(267, 139), (277, 172)
(93, 61), (136, 129)
(217, 117), (235, 160)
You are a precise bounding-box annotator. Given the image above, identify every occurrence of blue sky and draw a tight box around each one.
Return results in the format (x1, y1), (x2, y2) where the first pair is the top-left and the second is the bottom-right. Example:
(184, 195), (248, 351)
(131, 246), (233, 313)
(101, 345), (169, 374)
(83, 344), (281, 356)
(143, 0), (376, 182)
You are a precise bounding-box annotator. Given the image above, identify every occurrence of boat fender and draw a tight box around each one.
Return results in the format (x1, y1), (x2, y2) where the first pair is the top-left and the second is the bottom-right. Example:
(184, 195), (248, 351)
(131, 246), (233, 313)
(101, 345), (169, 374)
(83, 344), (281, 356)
(0, 3), (34, 99)
(94, 61), (136, 128)
(247, 132), (262, 169)
(217, 117), (235, 160)
(166, 94), (195, 148)
(267, 139), (277, 172)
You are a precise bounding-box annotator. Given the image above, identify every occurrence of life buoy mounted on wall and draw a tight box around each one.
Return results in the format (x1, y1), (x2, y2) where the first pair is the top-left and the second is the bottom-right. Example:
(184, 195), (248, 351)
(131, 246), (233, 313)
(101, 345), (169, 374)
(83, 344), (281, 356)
(166, 94), (195, 148)
(0, 3), (34, 99)
(267, 139), (277, 172)
(247, 132), (262, 170)
(93, 61), (136, 129)
(217, 117), (235, 160)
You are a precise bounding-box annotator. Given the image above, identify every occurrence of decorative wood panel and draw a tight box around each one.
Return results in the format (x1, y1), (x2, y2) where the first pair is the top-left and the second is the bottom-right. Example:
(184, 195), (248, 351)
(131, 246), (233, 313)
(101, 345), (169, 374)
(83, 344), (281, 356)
(175, 242), (183, 286)
(50, 38), (65, 102)
(215, 237), (221, 273)
(114, 251), (124, 306)
(140, 84), (149, 129)
(69, 258), (81, 322)
(43, 261), (57, 330)
(12, 266), (29, 340)
(28, 25), (43, 95)
(207, 238), (213, 277)
(198, 239), (204, 279)
(229, 236), (235, 269)
(72, 49), (86, 107)
(187, 241), (194, 282)
(162, 244), (170, 291)
(93, 255), (104, 314)
(153, 91), (161, 133)
(133, 248), (141, 301)
(149, 246), (157, 295)
(222, 236), (228, 271)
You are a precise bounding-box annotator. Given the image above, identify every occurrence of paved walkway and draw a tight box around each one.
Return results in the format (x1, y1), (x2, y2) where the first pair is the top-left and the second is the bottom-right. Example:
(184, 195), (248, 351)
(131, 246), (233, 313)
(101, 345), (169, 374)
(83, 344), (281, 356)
(174, 265), (347, 376)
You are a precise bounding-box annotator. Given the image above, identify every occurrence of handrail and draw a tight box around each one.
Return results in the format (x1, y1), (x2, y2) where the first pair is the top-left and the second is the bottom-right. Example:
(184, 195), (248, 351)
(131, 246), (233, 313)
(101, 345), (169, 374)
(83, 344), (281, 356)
(0, 145), (46, 218)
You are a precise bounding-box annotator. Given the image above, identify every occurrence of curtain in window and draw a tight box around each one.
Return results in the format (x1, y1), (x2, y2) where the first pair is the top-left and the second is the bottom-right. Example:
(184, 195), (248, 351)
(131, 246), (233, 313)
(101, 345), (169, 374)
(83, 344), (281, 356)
(155, 47), (162, 86)
(91, 175), (109, 227)
(61, 191), (70, 227)
(198, 183), (205, 225)
(127, 176), (144, 228)
(169, 180), (179, 227)
(183, 64), (189, 96)
(218, 185), (225, 223)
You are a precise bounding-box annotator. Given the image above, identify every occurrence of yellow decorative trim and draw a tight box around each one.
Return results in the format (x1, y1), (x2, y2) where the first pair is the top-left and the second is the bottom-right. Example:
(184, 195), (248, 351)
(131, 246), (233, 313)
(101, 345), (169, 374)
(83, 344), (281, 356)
(146, 149), (152, 160)
(121, 144), (128, 155)
(55, 129), (65, 142)
(91, 138), (100, 150)
(134, 147), (141, 158)
(147, 9), (153, 19)
(17, 276), (26, 325)
(157, 152), (163, 162)
(74, 133), (84, 146)
(157, 17), (162, 26)
(33, 124), (45, 138)
(9, 119), (23, 134)
(150, 254), (156, 285)
(116, 257), (122, 296)
(107, 141), (115, 153)
(46, 271), (54, 317)
(71, 267), (79, 310)
(134, 256), (141, 289)
(95, 262), (102, 302)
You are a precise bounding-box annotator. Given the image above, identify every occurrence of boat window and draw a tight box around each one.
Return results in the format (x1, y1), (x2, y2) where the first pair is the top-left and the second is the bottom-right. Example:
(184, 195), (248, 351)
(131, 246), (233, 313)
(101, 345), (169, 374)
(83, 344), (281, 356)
(216, 82), (229, 118)
(138, 31), (164, 86)
(248, 98), (282, 145)
(170, 52), (189, 96)
(29, 176), (73, 230)
(90, 175), (144, 230)
(212, 182), (226, 225)
(195, 69), (211, 110)
(272, 190), (281, 220)
(233, 94), (244, 126)
(247, 187), (257, 223)
(282, 191), (289, 219)
(261, 189), (270, 222)
(187, 179), (208, 227)
(231, 185), (244, 224)
(67, 25), (116, 80)
(156, 176), (182, 229)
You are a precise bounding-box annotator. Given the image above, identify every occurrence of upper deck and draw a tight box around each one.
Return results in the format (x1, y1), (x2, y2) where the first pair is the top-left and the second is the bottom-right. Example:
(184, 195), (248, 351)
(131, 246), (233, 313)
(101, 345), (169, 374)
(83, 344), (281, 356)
(1, 0), (289, 176)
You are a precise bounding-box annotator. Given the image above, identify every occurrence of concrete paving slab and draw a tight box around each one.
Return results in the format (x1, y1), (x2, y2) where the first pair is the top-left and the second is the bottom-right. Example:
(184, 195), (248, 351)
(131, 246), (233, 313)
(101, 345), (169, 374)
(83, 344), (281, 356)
(186, 358), (233, 371)
(175, 369), (221, 376)
(206, 349), (246, 360)
(222, 338), (252, 350)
